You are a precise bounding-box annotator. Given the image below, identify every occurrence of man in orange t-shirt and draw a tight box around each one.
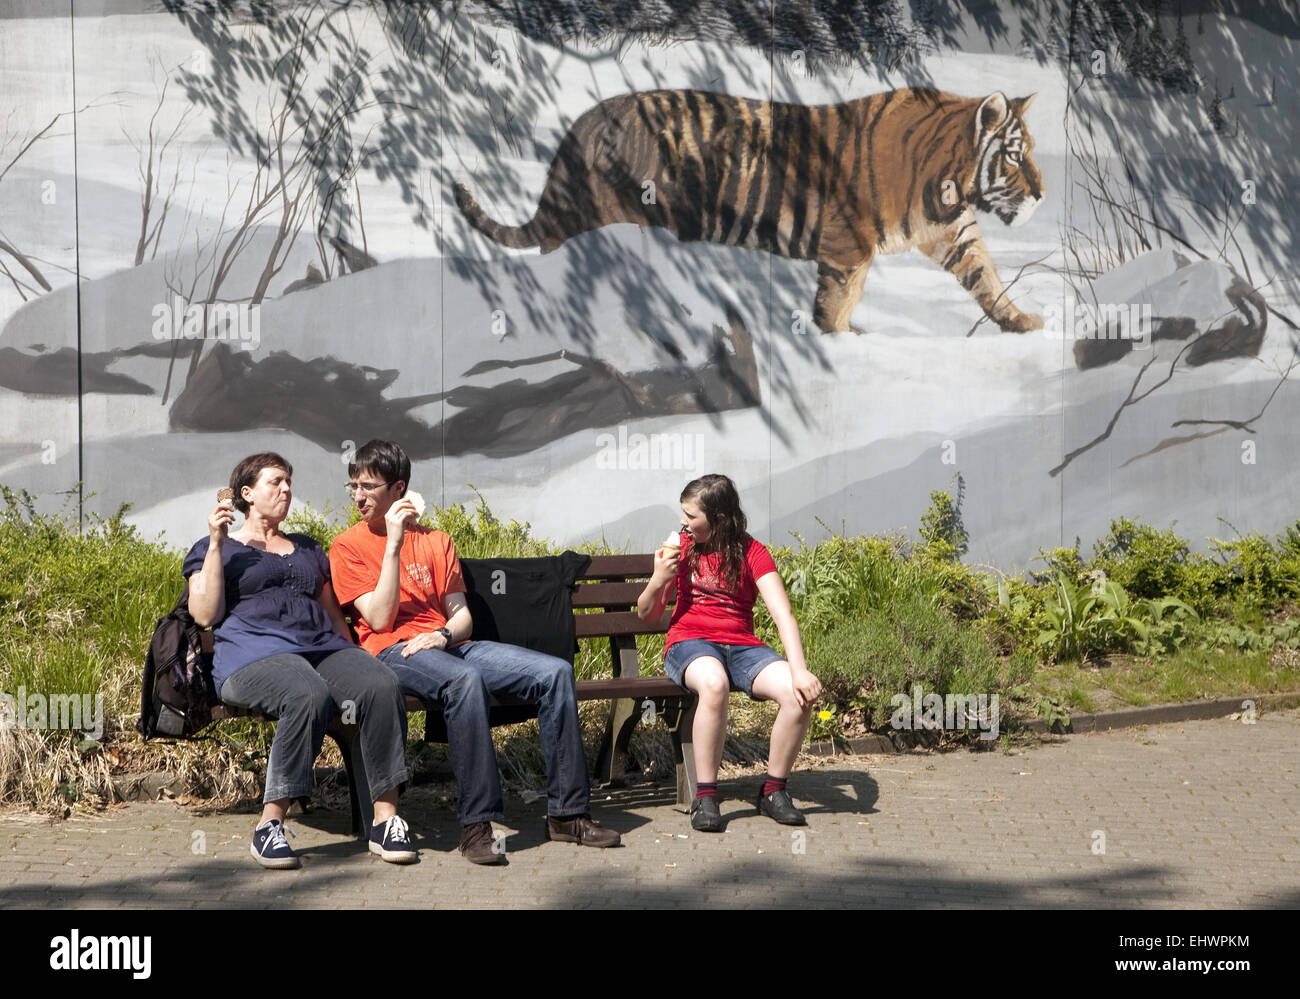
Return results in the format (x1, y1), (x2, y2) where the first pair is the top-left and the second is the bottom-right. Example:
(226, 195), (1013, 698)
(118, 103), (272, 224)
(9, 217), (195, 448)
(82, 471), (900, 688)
(329, 440), (619, 863)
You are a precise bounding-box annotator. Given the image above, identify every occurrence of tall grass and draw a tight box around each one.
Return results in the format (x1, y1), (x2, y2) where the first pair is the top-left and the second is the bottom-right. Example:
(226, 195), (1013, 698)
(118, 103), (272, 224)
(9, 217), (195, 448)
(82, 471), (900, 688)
(0, 487), (179, 711)
(0, 487), (270, 811)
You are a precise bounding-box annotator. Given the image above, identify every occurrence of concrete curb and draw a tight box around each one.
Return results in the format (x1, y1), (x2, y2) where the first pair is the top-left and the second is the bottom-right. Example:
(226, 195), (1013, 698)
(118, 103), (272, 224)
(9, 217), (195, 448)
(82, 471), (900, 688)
(805, 691), (1300, 756)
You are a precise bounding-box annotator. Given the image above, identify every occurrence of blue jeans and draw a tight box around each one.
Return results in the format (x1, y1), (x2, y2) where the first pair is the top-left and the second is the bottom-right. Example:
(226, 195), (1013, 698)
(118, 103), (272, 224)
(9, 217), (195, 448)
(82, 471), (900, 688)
(378, 640), (589, 820)
(664, 639), (784, 699)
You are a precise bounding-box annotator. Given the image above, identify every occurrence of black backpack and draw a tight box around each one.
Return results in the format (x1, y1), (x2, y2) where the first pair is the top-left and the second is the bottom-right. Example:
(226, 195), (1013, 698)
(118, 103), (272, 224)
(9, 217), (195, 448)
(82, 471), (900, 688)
(137, 591), (219, 740)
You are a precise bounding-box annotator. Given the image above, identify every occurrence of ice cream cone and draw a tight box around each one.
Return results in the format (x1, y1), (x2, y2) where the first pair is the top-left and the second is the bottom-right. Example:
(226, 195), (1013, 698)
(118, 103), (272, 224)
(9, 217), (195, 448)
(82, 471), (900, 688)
(406, 489), (426, 518)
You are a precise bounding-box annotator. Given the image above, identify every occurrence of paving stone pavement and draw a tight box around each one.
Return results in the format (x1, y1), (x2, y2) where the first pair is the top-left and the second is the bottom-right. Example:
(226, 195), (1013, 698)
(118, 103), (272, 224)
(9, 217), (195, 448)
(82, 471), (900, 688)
(1, 708), (1297, 909)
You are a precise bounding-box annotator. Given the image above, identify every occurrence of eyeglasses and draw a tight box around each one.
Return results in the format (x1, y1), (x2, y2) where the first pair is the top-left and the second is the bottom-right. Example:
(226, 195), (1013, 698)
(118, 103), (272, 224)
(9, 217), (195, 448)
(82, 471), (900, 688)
(345, 480), (392, 496)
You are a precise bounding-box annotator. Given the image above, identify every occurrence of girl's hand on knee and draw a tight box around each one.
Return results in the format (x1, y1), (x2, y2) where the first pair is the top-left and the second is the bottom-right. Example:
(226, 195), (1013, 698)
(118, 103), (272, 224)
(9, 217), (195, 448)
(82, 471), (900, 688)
(792, 670), (822, 709)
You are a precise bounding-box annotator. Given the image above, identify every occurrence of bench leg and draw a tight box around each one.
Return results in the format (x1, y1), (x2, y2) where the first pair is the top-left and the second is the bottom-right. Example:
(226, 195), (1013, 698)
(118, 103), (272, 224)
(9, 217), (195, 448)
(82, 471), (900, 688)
(595, 697), (640, 785)
(594, 633), (644, 785)
(661, 697), (697, 811)
(328, 724), (372, 841)
(674, 701), (697, 810)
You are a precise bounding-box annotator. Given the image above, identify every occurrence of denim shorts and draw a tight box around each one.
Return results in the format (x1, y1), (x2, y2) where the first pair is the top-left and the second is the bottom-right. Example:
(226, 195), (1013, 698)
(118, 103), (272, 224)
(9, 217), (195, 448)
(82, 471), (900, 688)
(664, 639), (785, 700)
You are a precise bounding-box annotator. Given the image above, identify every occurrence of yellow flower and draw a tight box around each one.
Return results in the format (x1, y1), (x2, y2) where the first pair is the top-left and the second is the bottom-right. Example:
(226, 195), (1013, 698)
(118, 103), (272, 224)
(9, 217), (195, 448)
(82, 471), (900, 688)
(817, 709), (833, 721)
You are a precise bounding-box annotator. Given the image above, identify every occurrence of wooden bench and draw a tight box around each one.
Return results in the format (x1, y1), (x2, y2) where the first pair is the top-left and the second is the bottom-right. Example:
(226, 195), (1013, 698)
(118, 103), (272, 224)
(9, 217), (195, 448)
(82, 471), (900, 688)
(211, 553), (696, 839)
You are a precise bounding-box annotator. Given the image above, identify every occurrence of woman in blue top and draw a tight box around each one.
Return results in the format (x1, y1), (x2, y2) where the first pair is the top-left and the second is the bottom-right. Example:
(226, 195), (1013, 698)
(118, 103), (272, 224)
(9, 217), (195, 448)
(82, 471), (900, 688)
(184, 451), (417, 869)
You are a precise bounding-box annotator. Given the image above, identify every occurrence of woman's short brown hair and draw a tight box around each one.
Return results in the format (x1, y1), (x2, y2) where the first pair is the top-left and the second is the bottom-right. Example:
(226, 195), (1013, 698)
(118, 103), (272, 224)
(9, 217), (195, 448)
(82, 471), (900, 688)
(229, 452), (293, 514)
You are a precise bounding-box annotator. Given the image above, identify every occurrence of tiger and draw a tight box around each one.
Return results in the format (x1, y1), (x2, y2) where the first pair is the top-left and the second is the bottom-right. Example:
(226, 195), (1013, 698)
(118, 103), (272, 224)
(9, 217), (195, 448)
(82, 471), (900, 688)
(454, 87), (1044, 334)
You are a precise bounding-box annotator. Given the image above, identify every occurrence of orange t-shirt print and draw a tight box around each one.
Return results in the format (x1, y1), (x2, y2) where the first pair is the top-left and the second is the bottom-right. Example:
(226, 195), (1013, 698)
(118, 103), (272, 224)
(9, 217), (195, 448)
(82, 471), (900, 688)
(328, 522), (467, 657)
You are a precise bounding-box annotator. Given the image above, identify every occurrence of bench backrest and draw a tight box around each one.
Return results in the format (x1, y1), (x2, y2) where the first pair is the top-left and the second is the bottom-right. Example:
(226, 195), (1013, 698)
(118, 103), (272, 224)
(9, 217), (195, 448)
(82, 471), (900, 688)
(571, 554), (673, 639)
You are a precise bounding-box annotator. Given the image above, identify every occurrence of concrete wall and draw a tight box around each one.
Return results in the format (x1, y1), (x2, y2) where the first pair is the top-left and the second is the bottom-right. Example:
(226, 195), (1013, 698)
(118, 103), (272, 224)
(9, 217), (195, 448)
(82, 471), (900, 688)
(1, 1), (1296, 567)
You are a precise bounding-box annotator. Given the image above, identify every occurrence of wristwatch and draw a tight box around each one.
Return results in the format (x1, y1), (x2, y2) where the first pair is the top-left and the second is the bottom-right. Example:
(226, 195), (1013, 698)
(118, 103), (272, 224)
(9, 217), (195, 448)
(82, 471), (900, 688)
(437, 626), (453, 644)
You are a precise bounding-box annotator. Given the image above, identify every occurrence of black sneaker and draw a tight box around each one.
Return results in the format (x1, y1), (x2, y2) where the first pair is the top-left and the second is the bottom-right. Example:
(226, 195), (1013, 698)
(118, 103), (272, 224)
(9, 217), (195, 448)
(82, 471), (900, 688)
(250, 818), (299, 869)
(755, 787), (806, 826)
(689, 795), (725, 833)
(369, 815), (418, 864)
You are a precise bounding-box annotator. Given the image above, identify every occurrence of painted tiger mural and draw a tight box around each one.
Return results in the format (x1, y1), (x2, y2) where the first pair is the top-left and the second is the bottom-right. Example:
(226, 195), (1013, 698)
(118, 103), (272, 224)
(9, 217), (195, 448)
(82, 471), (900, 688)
(454, 87), (1044, 334)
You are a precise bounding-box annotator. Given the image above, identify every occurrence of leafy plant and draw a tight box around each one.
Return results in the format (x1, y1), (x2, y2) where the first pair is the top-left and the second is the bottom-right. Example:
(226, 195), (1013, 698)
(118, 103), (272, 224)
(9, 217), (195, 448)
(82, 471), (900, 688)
(1197, 618), (1300, 654)
(1035, 695), (1071, 731)
(1135, 596), (1199, 656)
(1036, 571), (1106, 661)
(919, 478), (969, 560)
(1091, 577), (1152, 648)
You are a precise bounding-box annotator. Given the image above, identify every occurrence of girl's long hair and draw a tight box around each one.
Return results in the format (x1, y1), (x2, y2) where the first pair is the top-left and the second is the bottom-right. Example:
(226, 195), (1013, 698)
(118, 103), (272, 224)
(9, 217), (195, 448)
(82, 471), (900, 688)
(681, 474), (749, 590)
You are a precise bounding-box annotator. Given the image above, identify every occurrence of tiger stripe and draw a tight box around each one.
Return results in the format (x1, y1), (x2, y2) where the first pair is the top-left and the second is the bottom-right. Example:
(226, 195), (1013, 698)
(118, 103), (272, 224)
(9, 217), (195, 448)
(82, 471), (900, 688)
(840, 100), (867, 244)
(786, 106), (814, 257)
(900, 98), (955, 238)
(805, 103), (848, 258)
(864, 91), (897, 246)
(716, 99), (755, 245)
(698, 91), (730, 243)
(732, 100), (769, 247)
(678, 91), (705, 242)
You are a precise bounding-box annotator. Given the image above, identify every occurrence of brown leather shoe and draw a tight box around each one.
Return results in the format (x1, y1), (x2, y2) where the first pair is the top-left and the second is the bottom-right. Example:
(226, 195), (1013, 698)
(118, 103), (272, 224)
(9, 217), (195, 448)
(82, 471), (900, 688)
(546, 813), (621, 848)
(458, 821), (506, 864)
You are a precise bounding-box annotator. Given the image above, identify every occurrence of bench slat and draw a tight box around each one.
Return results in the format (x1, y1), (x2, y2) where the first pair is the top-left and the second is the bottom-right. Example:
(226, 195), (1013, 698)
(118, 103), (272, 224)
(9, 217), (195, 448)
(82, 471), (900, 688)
(575, 677), (687, 700)
(579, 555), (656, 579)
(571, 581), (648, 606)
(574, 611), (666, 638)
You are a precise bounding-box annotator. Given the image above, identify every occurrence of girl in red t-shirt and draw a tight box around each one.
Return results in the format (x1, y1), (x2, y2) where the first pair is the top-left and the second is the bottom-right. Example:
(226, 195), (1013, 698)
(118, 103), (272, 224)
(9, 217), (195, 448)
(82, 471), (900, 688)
(637, 474), (822, 832)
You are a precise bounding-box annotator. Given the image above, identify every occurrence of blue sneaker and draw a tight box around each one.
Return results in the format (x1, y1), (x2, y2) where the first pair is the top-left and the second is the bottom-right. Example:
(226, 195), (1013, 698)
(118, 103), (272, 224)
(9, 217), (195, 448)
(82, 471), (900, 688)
(369, 815), (418, 863)
(250, 818), (299, 869)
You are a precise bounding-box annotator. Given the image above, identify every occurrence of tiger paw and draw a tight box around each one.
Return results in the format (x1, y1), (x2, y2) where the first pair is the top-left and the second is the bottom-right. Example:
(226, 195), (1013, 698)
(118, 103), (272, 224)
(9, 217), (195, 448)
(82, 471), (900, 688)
(817, 325), (869, 336)
(998, 311), (1043, 334)
(813, 317), (867, 335)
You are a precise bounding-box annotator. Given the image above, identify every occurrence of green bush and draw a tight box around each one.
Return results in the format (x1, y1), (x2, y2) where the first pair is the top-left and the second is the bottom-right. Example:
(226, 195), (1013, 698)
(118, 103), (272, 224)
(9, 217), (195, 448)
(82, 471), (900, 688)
(1090, 517), (1192, 599)
(919, 479), (969, 560)
(1085, 518), (1299, 618)
(1035, 544), (1085, 582)
(1205, 532), (1299, 612)
(806, 589), (1002, 731)
(765, 531), (888, 641)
